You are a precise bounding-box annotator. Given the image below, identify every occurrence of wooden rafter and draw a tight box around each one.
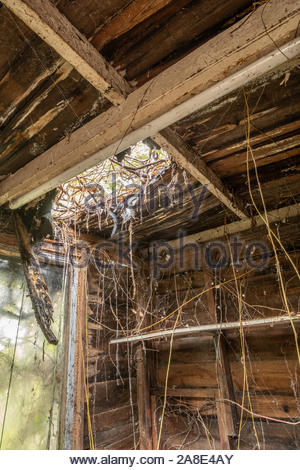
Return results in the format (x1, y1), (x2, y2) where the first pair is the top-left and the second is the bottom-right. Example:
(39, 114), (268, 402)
(165, 202), (300, 250)
(3, 0), (250, 220)
(154, 129), (248, 219)
(1, 0), (131, 105)
(0, 0), (299, 208)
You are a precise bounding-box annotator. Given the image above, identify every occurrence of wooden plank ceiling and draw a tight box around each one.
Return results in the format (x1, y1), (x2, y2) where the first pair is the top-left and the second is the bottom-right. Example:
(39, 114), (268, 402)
(0, 0), (254, 176)
(73, 63), (300, 243)
(0, 0), (299, 243)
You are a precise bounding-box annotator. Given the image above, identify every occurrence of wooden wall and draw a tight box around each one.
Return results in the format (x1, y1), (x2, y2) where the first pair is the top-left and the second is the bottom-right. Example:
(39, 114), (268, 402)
(84, 264), (138, 450)
(81, 220), (300, 450)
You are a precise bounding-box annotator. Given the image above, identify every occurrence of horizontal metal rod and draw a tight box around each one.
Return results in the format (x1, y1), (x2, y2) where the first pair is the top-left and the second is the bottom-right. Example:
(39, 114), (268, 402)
(110, 314), (300, 345)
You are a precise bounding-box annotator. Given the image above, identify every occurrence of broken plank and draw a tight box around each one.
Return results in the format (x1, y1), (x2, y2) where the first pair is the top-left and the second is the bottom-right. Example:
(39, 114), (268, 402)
(14, 213), (58, 344)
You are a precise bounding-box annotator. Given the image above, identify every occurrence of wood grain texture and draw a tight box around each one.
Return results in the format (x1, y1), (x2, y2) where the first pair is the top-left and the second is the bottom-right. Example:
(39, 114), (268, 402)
(111, 0), (251, 80)
(2, 0), (131, 105)
(72, 266), (87, 449)
(136, 346), (153, 449)
(1, 0), (299, 206)
(92, 0), (173, 51)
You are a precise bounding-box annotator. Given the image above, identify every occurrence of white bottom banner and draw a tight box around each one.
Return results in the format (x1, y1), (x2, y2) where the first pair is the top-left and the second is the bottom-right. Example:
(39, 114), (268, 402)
(0, 450), (299, 469)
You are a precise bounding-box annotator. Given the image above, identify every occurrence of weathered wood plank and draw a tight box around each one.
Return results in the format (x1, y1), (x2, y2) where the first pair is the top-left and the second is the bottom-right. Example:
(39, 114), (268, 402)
(150, 395), (160, 450)
(202, 262), (237, 449)
(0, 40), (65, 128)
(85, 422), (137, 449)
(60, 266), (88, 449)
(136, 346), (153, 449)
(154, 129), (248, 219)
(215, 339), (238, 449)
(168, 394), (300, 419)
(90, 378), (137, 413)
(157, 357), (300, 393)
(1, 0), (131, 105)
(153, 387), (217, 398)
(202, 119), (300, 164)
(96, 432), (136, 450)
(163, 415), (300, 449)
(165, 203), (300, 250)
(0, 231), (20, 258)
(72, 266), (87, 450)
(111, 0), (251, 80)
(90, 404), (136, 433)
(210, 134), (300, 177)
(92, 0), (173, 51)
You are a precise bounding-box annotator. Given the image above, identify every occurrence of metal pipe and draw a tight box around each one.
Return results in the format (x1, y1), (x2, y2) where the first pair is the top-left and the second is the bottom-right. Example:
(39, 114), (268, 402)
(110, 314), (300, 345)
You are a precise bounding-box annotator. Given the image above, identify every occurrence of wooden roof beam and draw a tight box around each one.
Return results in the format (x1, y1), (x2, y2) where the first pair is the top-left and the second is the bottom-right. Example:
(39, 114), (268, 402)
(154, 129), (248, 219)
(1, 0), (131, 105)
(165, 202), (300, 250)
(0, 0), (299, 208)
(3, 0), (248, 220)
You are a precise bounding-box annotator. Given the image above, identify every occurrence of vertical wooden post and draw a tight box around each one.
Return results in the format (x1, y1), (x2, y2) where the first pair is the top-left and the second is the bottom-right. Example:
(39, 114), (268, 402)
(60, 264), (87, 449)
(72, 265), (87, 449)
(150, 395), (159, 450)
(135, 271), (153, 449)
(202, 260), (237, 449)
(214, 335), (237, 449)
(136, 345), (153, 449)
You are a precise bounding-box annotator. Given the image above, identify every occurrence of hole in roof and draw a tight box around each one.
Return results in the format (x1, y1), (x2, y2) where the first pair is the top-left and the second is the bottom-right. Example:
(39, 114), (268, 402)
(52, 140), (171, 236)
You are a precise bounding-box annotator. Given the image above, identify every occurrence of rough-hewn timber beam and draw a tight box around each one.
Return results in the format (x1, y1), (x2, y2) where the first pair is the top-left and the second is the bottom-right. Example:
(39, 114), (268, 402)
(165, 203), (300, 250)
(0, 0), (299, 208)
(1, 0), (131, 105)
(154, 129), (248, 219)
(4, 0), (249, 221)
